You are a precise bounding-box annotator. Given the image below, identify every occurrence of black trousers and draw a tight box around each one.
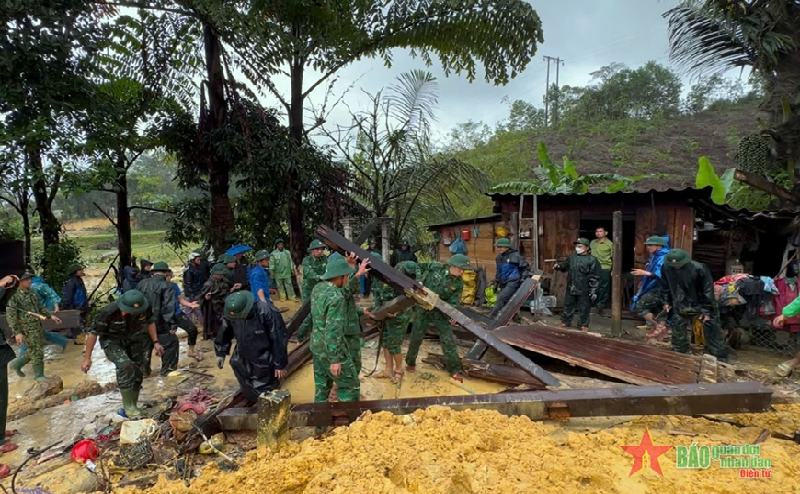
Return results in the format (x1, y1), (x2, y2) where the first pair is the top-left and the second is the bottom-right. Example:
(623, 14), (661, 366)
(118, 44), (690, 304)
(175, 313), (199, 346)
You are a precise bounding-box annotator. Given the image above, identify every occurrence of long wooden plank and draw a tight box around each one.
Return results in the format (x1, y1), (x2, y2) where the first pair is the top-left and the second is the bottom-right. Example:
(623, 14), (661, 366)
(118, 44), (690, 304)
(505, 326), (701, 378)
(290, 382), (773, 427)
(465, 275), (540, 359)
(495, 326), (699, 385)
(315, 225), (561, 387)
(520, 327), (700, 380)
(286, 219), (381, 339)
(0, 309), (81, 334)
(422, 354), (546, 388)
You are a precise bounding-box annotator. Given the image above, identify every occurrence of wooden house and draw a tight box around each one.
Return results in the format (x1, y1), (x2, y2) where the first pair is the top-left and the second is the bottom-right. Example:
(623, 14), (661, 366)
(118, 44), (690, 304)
(429, 187), (796, 310)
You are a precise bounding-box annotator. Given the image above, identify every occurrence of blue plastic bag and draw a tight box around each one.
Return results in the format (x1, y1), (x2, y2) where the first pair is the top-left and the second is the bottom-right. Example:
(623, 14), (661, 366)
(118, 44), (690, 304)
(449, 237), (468, 255)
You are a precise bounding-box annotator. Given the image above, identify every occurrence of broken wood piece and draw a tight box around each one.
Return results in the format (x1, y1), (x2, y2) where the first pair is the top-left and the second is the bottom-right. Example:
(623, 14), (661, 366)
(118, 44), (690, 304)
(493, 324), (705, 385)
(257, 390), (291, 457)
(466, 275), (540, 360)
(360, 294), (416, 328)
(753, 429), (771, 444)
(421, 354), (546, 389)
(289, 382), (773, 427)
(217, 406), (258, 431)
(315, 225), (561, 387)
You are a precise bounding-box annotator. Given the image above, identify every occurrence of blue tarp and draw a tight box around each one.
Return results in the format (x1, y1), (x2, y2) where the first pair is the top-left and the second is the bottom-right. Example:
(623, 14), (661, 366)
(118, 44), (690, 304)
(225, 244), (253, 256)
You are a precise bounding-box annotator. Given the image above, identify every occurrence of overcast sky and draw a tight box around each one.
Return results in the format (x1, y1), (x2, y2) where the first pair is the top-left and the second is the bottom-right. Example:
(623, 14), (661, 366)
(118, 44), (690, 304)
(260, 0), (691, 144)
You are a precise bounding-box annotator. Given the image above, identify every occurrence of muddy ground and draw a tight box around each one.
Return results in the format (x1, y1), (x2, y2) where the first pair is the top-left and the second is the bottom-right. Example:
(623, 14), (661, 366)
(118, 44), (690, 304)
(1, 298), (799, 493)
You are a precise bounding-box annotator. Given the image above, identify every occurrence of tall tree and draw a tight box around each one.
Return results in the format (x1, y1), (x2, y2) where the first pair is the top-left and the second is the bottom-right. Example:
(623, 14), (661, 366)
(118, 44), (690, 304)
(664, 0), (800, 203)
(231, 0), (543, 262)
(322, 70), (488, 244)
(0, 0), (108, 250)
(0, 149), (33, 264)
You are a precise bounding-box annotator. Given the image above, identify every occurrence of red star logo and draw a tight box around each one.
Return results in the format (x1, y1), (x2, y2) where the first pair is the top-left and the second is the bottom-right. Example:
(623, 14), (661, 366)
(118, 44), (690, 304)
(621, 428), (673, 476)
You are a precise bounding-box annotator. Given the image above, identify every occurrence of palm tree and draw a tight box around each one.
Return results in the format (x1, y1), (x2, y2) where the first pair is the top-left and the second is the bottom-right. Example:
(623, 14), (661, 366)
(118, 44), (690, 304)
(322, 70), (488, 245)
(491, 143), (634, 194)
(663, 0), (800, 200)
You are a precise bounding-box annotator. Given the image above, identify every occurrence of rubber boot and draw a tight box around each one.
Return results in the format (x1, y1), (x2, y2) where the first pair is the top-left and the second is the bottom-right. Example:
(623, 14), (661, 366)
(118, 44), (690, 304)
(9, 357), (30, 378)
(32, 363), (46, 381)
(120, 388), (144, 418)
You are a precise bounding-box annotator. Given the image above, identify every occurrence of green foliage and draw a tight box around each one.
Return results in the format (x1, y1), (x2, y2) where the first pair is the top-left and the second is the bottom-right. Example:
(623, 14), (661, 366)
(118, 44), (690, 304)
(35, 237), (82, 289)
(695, 156), (735, 205)
(323, 70), (487, 246)
(491, 143), (635, 195)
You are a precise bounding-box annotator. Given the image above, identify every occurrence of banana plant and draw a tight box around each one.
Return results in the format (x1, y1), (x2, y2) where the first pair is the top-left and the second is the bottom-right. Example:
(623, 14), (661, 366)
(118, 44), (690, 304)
(695, 156), (735, 205)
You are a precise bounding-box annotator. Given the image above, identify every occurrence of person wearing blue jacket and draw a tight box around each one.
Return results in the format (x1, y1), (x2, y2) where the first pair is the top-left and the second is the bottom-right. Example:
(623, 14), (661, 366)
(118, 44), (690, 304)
(61, 264), (88, 338)
(631, 236), (670, 336)
(248, 250), (272, 304)
(488, 238), (529, 318)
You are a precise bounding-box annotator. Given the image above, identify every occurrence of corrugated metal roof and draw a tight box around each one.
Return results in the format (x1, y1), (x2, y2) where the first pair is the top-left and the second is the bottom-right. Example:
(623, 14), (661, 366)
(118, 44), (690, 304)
(427, 214), (501, 230)
(486, 186), (716, 200)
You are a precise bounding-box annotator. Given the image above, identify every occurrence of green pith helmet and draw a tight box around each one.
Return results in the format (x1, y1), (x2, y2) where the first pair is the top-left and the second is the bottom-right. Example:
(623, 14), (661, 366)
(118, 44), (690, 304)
(574, 238), (591, 247)
(644, 236), (668, 247)
(254, 249), (270, 262)
(307, 239), (325, 252)
(328, 252), (344, 263)
(399, 239), (411, 247)
(152, 261), (169, 272)
(225, 290), (255, 320)
(19, 272), (34, 282)
(370, 252), (382, 260)
(210, 263), (226, 275)
(117, 290), (150, 314)
(275, 238), (285, 246)
(396, 261), (418, 277)
(67, 263), (83, 275)
(496, 238), (512, 248)
(665, 249), (691, 266)
(446, 254), (474, 270)
(323, 259), (356, 280)
(222, 255), (236, 264)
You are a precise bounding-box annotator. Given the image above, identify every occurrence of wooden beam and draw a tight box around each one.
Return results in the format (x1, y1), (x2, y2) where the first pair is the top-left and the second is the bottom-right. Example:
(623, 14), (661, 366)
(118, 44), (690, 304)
(611, 210), (623, 336)
(734, 169), (799, 204)
(289, 382), (772, 427)
(464, 275), (540, 359)
(286, 218), (381, 339)
(315, 225), (561, 387)
(422, 354), (546, 388)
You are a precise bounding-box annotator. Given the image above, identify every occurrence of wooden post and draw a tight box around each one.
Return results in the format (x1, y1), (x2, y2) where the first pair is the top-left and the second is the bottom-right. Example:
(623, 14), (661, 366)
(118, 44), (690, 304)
(257, 390), (292, 458)
(510, 212), (519, 250)
(532, 194), (539, 270)
(611, 210), (623, 336)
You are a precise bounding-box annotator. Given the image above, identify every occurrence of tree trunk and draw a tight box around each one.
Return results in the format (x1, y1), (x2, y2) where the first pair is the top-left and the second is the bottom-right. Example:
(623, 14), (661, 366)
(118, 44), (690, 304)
(204, 22), (234, 254)
(116, 163), (132, 271)
(27, 146), (60, 250)
(20, 195), (31, 267)
(288, 57), (306, 266)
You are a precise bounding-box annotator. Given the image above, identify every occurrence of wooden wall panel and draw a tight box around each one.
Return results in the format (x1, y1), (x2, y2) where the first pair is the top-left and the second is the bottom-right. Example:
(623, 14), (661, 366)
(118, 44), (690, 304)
(435, 222), (498, 280)
(538, 209), (580, 306)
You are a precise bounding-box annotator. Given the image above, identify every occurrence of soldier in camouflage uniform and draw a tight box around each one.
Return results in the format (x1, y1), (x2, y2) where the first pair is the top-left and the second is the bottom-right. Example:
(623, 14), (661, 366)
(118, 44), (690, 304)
(200, 264), (232, 339)
(136, 261), (177, 376)
(373, 260), (417, 383)
(310, 255), (371, 403)
(405, 255), (473, 382)
(297, 239), (328, 341)
(82, 290), (164, 418)
(0, 275), (20, 457)
(556, 238), (601, 332)
(7, 273), (62, 380)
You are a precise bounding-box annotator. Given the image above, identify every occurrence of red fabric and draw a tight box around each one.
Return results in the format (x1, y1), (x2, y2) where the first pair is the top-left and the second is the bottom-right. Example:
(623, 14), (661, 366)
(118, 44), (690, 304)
(773, 277), (800, 332)
(172, 388), (216, 416)
(715, 274), (748, 286)
(71, 440), (98, 464)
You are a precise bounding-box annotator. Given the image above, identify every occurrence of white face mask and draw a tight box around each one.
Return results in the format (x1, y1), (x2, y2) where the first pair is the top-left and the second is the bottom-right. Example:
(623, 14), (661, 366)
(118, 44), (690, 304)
(575, 247), (585, 254)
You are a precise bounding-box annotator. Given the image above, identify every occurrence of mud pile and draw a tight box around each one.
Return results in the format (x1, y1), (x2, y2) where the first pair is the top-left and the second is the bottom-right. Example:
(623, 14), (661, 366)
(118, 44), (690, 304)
(118, 405), (800, 494)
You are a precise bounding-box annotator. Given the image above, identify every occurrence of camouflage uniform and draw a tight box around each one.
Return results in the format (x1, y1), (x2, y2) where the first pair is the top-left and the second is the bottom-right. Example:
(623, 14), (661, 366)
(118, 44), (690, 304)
(136, 274), (177, 376)
(373, 269), (412, 355)
(405, 262), (463, 374)
(7, 288), (50, 366)
(91, 301), (155, 390)
(297, 255), (327, 341)
(310, 281), (363, 403)
(200, 277), (231, 339)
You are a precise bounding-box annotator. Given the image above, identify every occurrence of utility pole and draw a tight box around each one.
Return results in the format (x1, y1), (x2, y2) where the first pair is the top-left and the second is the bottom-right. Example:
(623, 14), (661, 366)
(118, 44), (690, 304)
(543, 56), (565, 127)
(553, 57), (564, 125)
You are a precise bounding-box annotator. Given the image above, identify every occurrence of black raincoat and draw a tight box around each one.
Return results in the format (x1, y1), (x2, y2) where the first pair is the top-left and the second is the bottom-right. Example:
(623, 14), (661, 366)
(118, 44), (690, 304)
(659, 261), (716, 316)
(215, 302), (289, 402)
